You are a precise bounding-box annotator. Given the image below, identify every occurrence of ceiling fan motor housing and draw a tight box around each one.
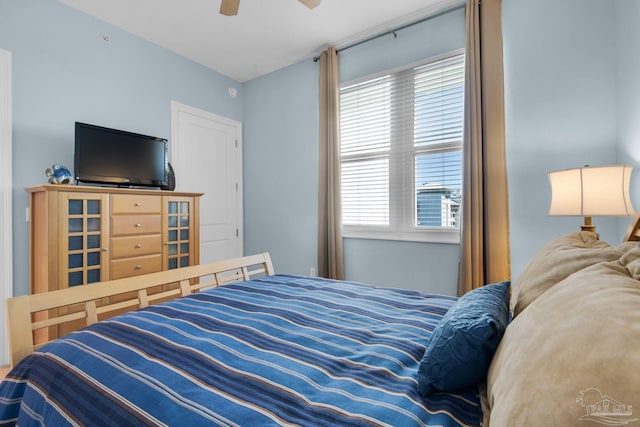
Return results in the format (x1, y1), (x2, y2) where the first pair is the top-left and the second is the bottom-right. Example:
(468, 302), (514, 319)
(220, 0), (320, 16)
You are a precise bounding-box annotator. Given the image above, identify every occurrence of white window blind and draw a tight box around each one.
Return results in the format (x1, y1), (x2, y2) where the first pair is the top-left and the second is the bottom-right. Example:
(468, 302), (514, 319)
(340, 52), (464, 241)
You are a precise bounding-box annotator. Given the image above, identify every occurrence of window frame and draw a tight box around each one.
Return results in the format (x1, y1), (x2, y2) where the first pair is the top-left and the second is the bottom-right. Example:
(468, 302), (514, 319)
(339, 49), (464, 244)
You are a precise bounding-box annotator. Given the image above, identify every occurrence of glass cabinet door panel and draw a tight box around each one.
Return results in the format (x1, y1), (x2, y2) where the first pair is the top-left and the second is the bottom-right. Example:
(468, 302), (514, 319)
(87, 252), (100, 266)
(87, 218), (100, 232)
(69, 218), (83, 233)
(69, 236), (83, 251)
(87, 269), (101, 284)
(69, 200), (83, 215)
(69, 271), (83, 287)
(165, 197), (194, 271)
(87, 200), (100, 215)
(68, 254), (83, 269)
(64, 194), (107, 289)
(87, 235), (100, 249)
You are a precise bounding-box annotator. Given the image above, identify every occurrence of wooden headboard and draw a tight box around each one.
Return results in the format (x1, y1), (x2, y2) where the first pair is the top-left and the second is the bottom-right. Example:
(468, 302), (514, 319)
(6, 253), (274, 367)
(624, 215), (640, 242)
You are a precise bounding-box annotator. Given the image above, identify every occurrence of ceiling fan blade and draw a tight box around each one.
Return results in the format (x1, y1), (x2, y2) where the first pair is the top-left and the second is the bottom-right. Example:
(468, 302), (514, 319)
(298, 0), (321, 9)
(220, 0), (240, 16)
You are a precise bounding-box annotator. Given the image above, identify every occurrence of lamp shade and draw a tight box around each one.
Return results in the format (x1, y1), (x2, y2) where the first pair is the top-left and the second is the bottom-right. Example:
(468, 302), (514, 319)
(548, 165), (635, 216)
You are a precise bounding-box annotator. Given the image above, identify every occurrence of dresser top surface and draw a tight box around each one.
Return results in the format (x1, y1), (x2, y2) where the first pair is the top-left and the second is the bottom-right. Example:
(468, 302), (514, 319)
(25, 184), (203, 198)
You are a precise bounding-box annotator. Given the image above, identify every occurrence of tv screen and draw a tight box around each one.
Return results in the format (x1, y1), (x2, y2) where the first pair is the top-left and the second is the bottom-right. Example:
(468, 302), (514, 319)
(74, 122), (168, 188)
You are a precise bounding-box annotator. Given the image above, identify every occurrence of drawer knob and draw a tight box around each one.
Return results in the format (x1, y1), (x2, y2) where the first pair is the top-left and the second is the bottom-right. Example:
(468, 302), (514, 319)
(135, 244), (142, 248)
(135, 202), (142, 207)
(135, 265), (142, 270)
(135, 223), (142, 228)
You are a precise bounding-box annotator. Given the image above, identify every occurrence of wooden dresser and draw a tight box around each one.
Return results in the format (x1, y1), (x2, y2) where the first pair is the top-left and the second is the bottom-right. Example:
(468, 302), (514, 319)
(26, 185), (203, 336)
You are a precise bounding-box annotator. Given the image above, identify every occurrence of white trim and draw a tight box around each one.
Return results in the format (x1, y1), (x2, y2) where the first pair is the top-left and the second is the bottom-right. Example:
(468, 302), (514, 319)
(342, 228), (460, 244)
(0, 49), (13, 366)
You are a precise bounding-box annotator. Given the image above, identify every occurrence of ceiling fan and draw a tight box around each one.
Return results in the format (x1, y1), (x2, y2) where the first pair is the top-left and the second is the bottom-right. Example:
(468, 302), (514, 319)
(220, 0), (321, 16)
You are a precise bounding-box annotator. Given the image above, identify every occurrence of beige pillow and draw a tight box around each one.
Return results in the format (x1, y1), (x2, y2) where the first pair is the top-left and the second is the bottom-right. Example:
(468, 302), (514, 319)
(487, 259), (640, 426)
(620, 243), (640, 279)
(510, 232), (626, 317)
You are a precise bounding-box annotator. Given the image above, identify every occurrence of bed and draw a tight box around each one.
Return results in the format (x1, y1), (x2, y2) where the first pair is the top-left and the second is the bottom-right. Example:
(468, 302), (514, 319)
(3, 232), (640, 427)
(0, 253), (486, 426)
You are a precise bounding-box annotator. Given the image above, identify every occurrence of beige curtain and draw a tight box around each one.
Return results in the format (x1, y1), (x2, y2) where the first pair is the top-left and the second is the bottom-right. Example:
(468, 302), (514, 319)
(318, 47), (345, 280)
(458, 0), (511, 296)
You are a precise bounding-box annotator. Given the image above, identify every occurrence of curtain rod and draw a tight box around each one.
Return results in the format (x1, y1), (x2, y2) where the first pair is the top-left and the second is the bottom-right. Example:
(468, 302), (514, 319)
(313, 2), (466, 62)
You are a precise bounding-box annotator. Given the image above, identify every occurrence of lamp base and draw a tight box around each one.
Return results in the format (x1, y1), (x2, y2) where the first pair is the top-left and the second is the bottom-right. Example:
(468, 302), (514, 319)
(580, 216), (597, 235)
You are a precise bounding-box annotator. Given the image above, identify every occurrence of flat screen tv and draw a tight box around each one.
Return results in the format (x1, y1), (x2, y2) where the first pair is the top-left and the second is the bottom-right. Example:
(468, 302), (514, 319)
(74, 122), (168, 188)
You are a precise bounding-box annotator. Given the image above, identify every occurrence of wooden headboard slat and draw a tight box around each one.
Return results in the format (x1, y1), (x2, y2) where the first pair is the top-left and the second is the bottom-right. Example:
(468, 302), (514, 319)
(32, 312), (87, 329)
(95, 298), (143, 315)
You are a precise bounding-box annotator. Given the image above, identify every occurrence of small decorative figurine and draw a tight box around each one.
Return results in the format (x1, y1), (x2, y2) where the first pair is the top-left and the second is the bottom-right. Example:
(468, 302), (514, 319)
(45, 164), (73, 185)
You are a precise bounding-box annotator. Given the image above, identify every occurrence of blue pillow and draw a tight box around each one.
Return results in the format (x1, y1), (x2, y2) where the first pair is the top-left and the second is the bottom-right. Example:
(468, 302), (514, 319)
(417, 281), (510, 396)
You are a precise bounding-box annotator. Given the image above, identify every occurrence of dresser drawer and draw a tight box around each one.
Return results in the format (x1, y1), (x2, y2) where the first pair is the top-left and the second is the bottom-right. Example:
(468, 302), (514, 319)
(111, 194), (161, 214)
(110, 234), (162, 259)
(111, 214), (161, 236)
(110, 254), (162, 279)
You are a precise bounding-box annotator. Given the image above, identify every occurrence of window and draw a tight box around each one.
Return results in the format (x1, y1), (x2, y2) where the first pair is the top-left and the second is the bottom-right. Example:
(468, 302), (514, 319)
(340, 51), (464, 243)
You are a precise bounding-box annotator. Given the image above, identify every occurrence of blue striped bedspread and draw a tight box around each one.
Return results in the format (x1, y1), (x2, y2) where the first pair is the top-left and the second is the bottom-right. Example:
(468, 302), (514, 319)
(0, 274), (482, 426)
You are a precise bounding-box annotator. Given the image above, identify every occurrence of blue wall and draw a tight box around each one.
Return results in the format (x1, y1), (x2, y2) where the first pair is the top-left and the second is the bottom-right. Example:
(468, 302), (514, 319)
(0, 0), (243, 296)
(243, 59), (320, 278)
(245, 1), (637, 293)
(616, 0), (640, 238)
(244, 8), (465, 295)
(503, 0), (626, 279)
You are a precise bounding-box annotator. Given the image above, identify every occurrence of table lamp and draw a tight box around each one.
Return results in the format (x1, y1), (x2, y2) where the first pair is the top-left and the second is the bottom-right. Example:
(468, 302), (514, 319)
(548, 165), (635, 234)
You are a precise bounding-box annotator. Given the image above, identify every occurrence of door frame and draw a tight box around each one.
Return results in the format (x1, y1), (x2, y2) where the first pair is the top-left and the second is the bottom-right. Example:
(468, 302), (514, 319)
(170, 101), (243, 257)
(0, 49), (13, 366)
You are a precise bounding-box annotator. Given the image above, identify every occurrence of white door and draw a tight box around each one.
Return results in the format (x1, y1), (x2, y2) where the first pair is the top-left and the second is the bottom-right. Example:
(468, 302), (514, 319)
(170, 102), (242, 264)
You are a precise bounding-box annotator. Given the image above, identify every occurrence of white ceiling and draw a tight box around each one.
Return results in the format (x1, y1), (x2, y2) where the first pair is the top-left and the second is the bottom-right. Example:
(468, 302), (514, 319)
(57, 0), (463, 82)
